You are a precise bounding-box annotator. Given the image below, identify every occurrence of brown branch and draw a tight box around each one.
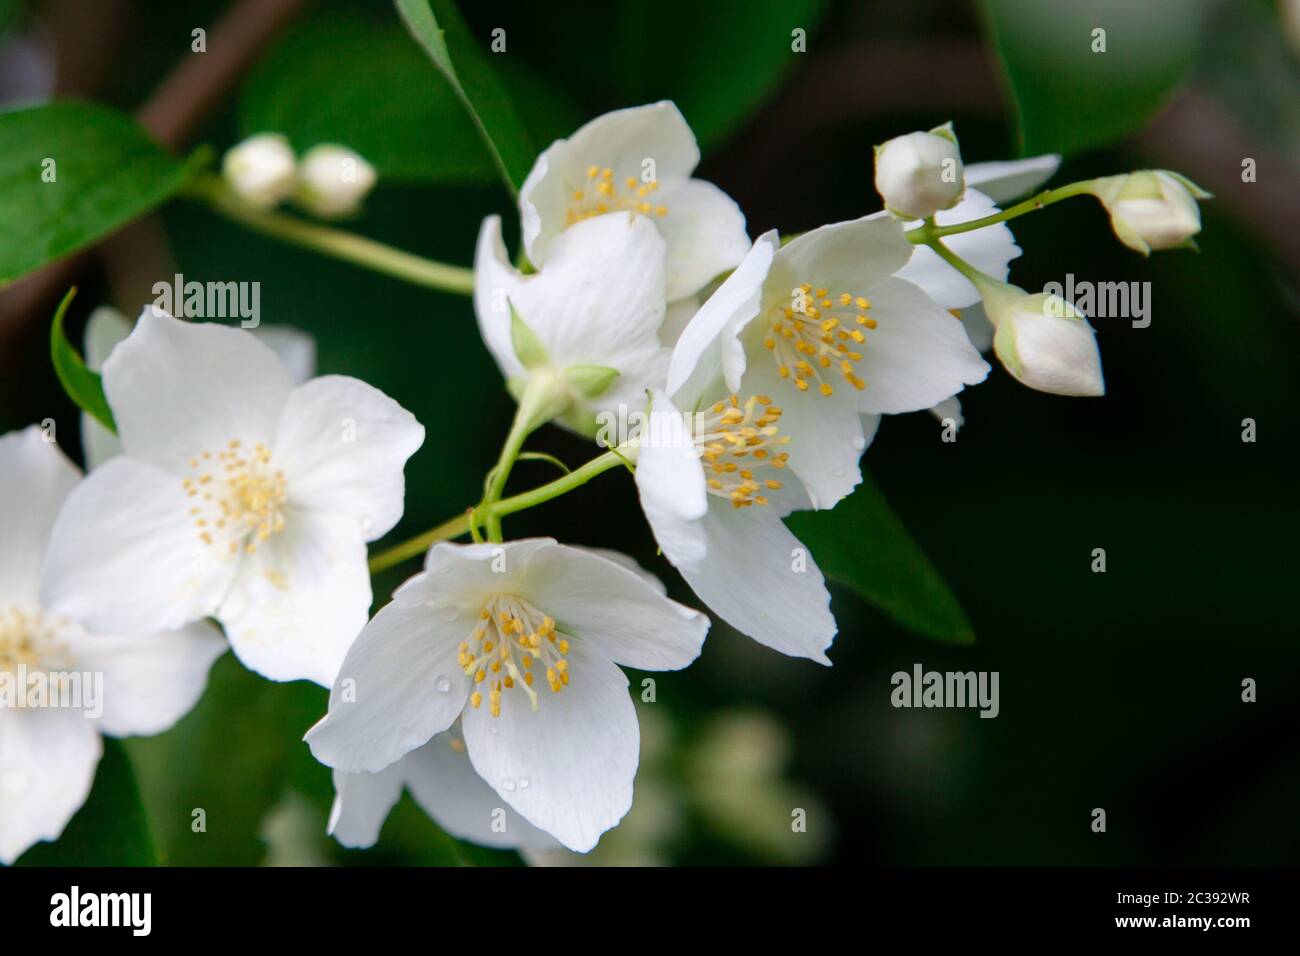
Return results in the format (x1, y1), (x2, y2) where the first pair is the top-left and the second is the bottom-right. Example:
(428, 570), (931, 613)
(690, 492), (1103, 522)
(0, 0), (312, 367)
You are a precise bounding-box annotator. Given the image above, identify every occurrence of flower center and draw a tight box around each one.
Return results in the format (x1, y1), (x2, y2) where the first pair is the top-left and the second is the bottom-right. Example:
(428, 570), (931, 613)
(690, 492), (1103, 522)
(693, 395), (790, 508)
(458, 595), (571, 716)
(0, 606), (74, 675)
(763, 283), (876, 396)
(564, 165), (668, 228)
(182, 439), (288, 556)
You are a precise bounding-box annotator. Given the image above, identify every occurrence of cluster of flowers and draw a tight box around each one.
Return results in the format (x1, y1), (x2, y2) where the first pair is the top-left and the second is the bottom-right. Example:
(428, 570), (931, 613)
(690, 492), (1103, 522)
(0, 104), (1208, 862)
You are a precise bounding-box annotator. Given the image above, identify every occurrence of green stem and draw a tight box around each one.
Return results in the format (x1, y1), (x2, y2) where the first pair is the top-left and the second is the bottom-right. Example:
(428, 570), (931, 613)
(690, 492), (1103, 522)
(367, 449), (628, 574)
(906, 181), (1095, 243)
(181, 173), (475, 295)
(480, 397), (536, 542)
(925, 237), (985, 285)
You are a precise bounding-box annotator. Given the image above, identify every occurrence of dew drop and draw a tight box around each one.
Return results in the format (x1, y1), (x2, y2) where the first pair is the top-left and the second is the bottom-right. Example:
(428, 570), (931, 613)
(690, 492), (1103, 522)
(518, 777), (529, 789)
(435, 675), (451, 693)
(501, 777), (516, 792)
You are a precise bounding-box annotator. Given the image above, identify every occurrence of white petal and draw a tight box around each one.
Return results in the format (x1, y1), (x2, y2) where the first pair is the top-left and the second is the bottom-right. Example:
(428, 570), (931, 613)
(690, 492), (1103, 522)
(218, 509), (371, 686)
(929, 397), (964, 431)
(462, 642), (638, 853)
(515, 214), (668, 371)
(521, 542), (709, 672)
(404, 731), (558, 849)
(964, 154), (1061, 204)
(0, 426), (80, 606)
(68, 620), (226, 738)
(740, 361), (867, 509)
(82, 307), (132, 470)
(658, 295), (700, 349)
(853, 277), (990, 414)
(101, 309), (293, 474)
(327, 762), (404, 849)
(655, 178), (750, 301)
(305, 573), (471, 772)
(521, 101), (699, 267)
(892, 189), (1022, 310)
(0, 709), (101, 865)
(273, 376), (424, 542)
(770, 216), (914, 298)
(40, 456), (238, 636)
(251, 324), (317, 384)
(472, 215), (527, 380)
(666, 232), (778, 403)
(682, 502), (836, 664)
(960, 303), (995, 353)
(633, 393), (709, 568)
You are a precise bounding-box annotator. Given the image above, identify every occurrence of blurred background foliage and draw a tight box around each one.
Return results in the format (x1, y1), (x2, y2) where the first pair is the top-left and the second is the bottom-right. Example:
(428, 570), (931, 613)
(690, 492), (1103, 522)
(1, 0), (1297, 865)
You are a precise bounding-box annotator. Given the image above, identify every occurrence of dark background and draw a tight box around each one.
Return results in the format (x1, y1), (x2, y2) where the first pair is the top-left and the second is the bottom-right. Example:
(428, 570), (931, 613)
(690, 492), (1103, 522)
(1, 0), (1297, 865)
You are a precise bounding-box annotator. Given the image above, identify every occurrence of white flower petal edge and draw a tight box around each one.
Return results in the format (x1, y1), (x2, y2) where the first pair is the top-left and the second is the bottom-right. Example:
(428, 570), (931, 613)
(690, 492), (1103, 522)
(307, 539), (708, 852)
(519, 101), (748, 301)
(330, 730), (558, 851)
(81, 307), (318, 471)
(964, 154), (1062, 205)
(2, 427), (225, 864)
(473, 213), (670, 420)
(42, 310), (424, 686)
(0, 709), (101, 865)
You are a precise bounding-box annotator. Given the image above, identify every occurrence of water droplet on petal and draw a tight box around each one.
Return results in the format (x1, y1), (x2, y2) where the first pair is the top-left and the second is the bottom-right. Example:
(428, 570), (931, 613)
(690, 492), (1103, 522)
(501, 777), (516, 792)
(518, 777), (529, 789)
(435, 675), (451, 693)
(438, 604), (459, 622)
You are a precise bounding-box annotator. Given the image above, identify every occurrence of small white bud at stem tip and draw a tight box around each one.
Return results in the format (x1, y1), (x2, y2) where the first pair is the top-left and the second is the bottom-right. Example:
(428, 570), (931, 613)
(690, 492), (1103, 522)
(1086, 170), (1211, 256)
(294, 144), (378, 219)
(873, 122), (965, 220)
(221, 133), (297, 209)
(973, 274), (1105, 398)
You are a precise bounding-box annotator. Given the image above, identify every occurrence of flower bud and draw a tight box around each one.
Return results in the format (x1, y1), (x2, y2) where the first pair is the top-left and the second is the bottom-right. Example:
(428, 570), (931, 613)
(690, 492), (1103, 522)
(973, 274), (1104, 397)
(873, 122), (965, 220)
(1088, 170), (1210, 255)
(294, 144), (377, 219)
(221, 133), (296, 209)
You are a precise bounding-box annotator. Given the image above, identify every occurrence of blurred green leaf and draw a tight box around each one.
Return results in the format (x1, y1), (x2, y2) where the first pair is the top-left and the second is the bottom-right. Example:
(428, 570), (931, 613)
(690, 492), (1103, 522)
(16, 740), (158, 866)
(395, 0), (534, 195)
(50, 288), (115, 432)
(0, 100), (189, 284)
(982, 0), (1209, 157)
(241, 9), (495, 184)
(787, 474), (975, 645)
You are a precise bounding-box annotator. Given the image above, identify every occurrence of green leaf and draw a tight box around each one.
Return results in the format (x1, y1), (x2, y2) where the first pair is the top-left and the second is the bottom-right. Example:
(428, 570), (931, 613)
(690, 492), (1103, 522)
(394, 0), (535, 195)
(240, 9), (494, 184)
(15, 739), (159, 866)
(0, 100), (190, 284)
(981, 0), (1210, 157)
(787, 474), (975, 645)
(509, 301), (550, 370)
(50, 287), (115, 432)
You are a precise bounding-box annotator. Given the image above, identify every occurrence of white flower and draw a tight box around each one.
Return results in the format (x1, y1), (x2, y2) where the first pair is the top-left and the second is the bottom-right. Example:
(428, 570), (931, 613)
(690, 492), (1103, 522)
(665, 216), (989, 508)
(306, 538), (709, 852)
(519, 101), (750, 303)
(873, 123), (965, 220)
(40, 309), (424, 687)
(1087, 170), (1210, 255)
(295, 144), (378, 219)
(973, 274), (1104, 397)
(1, 426), (224, 864)
(628, 215), (985, 663)
(329, 729), (558, 852)
(222, 133), (297, 209)
(81, 306), (317, 470)
(474, 212), (671, 434)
